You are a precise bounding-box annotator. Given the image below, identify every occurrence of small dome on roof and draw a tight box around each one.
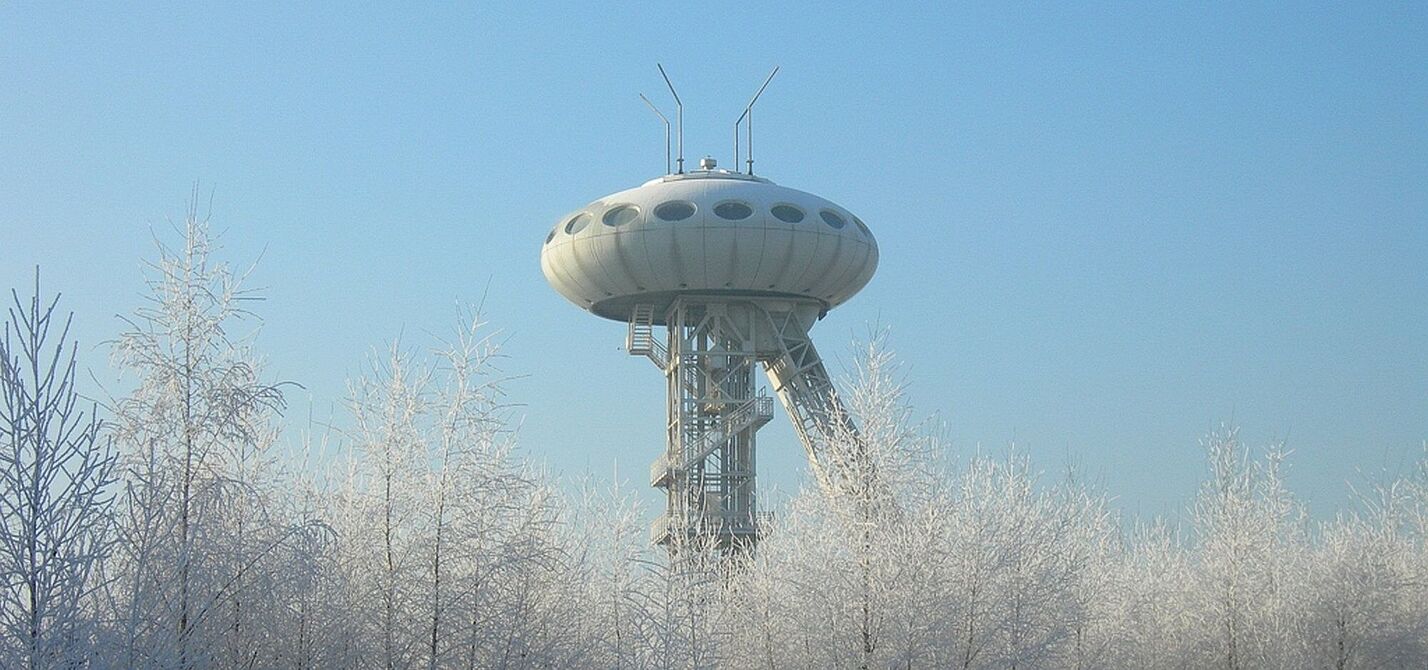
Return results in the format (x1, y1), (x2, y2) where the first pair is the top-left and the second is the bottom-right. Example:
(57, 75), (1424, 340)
(540, 169), (878, 322)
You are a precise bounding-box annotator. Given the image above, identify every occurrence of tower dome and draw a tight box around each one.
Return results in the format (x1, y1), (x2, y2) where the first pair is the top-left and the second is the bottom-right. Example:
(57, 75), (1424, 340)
(540, 164), (878, 324)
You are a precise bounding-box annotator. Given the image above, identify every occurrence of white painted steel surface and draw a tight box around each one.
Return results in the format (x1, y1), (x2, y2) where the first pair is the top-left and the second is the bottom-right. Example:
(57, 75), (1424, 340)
(540, 169), (878, 323)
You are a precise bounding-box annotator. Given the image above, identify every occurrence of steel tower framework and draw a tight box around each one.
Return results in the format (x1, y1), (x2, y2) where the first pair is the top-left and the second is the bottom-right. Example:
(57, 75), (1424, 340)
(629, 296), (855, 549)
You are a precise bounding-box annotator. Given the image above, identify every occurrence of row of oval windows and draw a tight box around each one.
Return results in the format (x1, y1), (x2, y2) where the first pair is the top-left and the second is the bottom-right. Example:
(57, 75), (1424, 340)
(547, 201), (871, 243)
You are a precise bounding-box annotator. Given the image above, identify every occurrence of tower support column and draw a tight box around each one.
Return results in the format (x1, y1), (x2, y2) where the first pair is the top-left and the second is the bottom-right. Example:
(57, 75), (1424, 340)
(636, 295), (859, 550)
(647, 297), (772, 549)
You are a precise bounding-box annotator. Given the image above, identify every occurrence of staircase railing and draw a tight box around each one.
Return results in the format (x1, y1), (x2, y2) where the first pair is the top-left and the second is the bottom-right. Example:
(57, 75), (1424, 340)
(626, 304), (667, 369)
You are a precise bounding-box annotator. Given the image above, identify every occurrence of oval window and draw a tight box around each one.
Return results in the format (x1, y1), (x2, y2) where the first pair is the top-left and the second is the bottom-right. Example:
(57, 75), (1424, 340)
(545, 228), (557, 244)
(819, 209), (847, 229)
(771, 204), (805, 223)
(654, 201), (696, 221)
(853, 216), (871, 236)
(713, 201), (753, 220)
(564, 212), (592, 235)
(602, 205), (640, 227)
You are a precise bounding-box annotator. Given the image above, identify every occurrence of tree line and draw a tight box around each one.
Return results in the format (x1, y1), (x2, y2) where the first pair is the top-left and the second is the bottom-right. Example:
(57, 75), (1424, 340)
(3, 205), (1427, 669)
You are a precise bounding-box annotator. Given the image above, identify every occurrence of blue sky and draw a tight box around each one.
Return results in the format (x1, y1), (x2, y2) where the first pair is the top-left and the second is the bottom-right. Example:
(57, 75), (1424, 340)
(3, 2), (1425, 520)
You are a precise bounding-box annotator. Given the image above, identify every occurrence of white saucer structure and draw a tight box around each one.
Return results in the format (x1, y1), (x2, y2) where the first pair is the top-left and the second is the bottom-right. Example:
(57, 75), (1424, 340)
(541, 71), (877, 549)
(541, 166), (877, 324)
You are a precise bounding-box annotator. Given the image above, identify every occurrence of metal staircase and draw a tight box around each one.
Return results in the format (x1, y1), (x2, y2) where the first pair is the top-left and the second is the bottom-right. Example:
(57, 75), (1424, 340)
(650, 396), (773, 488)
(626, 303), (667, 369)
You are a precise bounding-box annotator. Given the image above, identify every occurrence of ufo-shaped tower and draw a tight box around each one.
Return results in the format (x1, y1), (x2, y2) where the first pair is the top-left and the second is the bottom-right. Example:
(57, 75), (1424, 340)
(540, 72), (877, 549)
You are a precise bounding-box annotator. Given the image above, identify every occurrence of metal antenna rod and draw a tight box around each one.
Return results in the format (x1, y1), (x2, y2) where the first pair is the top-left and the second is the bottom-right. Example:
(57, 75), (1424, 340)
(733, 117), (740, 170)
(657, 63), (684, 173)
(747, 107), (754, 175)
(733, 66), (779, 175)
(639, 93), (672, 175)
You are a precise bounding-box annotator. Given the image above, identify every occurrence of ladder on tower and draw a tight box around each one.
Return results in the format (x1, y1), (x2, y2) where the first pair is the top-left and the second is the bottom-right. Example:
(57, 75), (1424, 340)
(626, 304), (667, 369)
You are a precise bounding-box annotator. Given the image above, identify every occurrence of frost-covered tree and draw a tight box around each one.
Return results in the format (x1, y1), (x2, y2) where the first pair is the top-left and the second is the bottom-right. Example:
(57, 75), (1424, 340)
(338, 311), (581, 669)
(722, 335), (1121, 670)
(1186, 428), (1308, 670)
(104, 193), (303, 669)
(14, 202), (1428, 669)
(565, 477), (647, 668)
(1297, 450), (1428, 669)
(1102, 520), (1195, 669)
(0, 271), (118, 669)
(344, 342), (431, 669)
(265, 437), (344, 670)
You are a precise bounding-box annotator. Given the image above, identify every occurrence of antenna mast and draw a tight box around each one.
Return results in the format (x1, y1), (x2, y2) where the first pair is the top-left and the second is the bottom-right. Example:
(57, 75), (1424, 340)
(657, 63), (684, 174)
(639, 93), (672, 175)
(734, 66), (779, 175)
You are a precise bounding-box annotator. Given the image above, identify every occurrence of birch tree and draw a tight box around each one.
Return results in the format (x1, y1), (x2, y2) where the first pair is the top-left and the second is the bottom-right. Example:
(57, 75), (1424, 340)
(0, 271), (119, 669)
(106, 193), (291, 669)
(1187, 428), (1308, 670)
(345, 342), (431, 669)
(340, 311), (582, 669)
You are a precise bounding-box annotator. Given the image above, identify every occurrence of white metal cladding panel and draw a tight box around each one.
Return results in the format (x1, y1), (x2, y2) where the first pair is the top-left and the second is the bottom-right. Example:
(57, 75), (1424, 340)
(541, 226), (578, 304)
(781, 227), (823, 293)
(544, 246), (576, 305)
(552, 207), (594, 301)
(583, 208), (621, 296)
(576, 231), (609, 298)
(704, 224), (738, 289)
(571, 233), (613, 298)
(642, 222), (678, 288)
(623, 225), (660, 292)
(691, 180), (720, 288)
(669, 212), (703, 287)
(538, 247), (567, 303)
(792, 230), (830, 294)
(751, 224), (793, 290)
(849, 242), (879, 301)
(730, 223), (765, 290)
(605, 203), (652, 294)
(803, 232), (849, 299)
(826, 239), (874, 304)
(574, 224), (612, 298)
(807, 235), (850, 301)
(549, 242), (595, 306)
(610, 228), (649, 294)
(823, 235), (873, 301)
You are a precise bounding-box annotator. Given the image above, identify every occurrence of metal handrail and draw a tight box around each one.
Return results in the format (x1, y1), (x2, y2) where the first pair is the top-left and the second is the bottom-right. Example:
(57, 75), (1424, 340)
(677, 395), (774, 471)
